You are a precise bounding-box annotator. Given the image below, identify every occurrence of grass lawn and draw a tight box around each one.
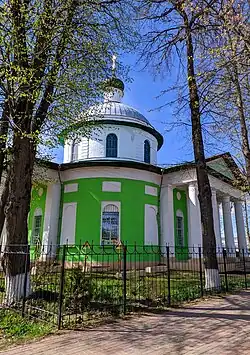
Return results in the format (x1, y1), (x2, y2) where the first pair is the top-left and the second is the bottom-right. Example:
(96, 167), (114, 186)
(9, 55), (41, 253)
(0, 309), (55, 351)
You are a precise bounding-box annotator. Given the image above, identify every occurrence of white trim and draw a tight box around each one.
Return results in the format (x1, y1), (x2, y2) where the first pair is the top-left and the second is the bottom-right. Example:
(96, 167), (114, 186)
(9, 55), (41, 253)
(162, 168), (244, 200)
(105, 132), (119, 158)
(60, 202), (77, 245)
(187, 183), (202, 247)
(102, 181), (121, 192)
(34, 207), (42, 217)
(64, 183), (78, 193)
(160, 185), (175, 251)
(144, 204), (158, 245)
(41, 183), (61, 258)
(222, 195), (235, 250)
(62, 166), (160, 185)
(176, 209), (184, 218)
(234, 200), (247, 251)
(100, 201), (121, 245)
(145, 185), (157, 196)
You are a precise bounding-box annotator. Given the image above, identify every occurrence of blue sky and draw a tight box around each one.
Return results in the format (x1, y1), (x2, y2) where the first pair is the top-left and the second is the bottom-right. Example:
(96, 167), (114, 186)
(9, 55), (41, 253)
(54, 53), (231, 166)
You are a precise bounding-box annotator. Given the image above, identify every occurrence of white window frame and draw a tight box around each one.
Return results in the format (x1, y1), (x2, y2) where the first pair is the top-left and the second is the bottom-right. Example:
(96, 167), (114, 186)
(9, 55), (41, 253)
(105, 132), (119, 158)
(32, 208), (43, 244)
(176, 209), (184, 247)
(71, 139), (79, 161)
(100, 201), (121, 245)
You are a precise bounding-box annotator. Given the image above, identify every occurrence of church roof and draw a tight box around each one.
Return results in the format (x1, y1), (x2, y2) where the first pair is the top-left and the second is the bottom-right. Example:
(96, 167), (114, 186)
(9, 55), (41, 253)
(87, 101), (153, 128)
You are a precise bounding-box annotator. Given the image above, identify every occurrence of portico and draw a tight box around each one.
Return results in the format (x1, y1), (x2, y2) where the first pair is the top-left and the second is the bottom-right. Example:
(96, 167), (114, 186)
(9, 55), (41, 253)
(162, 157), (248, 255)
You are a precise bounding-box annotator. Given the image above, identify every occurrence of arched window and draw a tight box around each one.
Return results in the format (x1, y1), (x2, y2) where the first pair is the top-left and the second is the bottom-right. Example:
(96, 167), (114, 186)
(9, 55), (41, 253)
(176, 210), (184, 247)
(71, 139), (78, 161)
(144, 140), (150, 163)
(101, 204), (119, 244)
(32, 208), (43, 244)
(106, 133), (118, 158)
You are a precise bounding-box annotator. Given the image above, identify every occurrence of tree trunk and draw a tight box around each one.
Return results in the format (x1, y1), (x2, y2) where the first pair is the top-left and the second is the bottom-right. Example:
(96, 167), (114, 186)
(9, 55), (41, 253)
(0, 174), (9, 246)
(232, 65), (250, 185)
(244, 199), (250, 245)
(0, 104), (9, 185)
(185, 22), (220, 289)
(1, 135), (35, 304)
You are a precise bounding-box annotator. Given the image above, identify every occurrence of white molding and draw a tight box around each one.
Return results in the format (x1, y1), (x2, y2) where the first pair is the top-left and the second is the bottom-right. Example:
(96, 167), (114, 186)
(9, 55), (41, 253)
(209, 175), (244, 200)
(160, 185), (175, 251)
(104, 131), (120, 158)
(34, 207), (42, 217)
(145, 185), (158, 196)
(163, 168), (244, 200)
(63, 123), (158, 164)
(62, 166), (160, 185)
(176, 209), (184, 218)
(64, 183), (78, 193)
(187, 184), (202, 247)
(144, 204), (158, 245)
(60, 202), (77, 245)
(222, 195), (235, 250)
(41, 183), (61, 257)
(102, 181), (121, 192)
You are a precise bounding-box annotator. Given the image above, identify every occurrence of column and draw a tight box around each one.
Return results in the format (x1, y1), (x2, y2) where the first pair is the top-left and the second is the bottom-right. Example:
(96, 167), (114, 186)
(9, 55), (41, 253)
(222, 195), (235, 251)
(234, 200), (247, 252)
(40, 183), (61, 260)
(188, 184), (202, 247)
(211, 190), (222, 249)
(161, 185), (175, 253)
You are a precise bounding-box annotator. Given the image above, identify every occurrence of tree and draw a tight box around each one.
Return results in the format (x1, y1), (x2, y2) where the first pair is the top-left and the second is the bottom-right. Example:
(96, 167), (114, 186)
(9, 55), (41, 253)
(0, 0), (133, 303)
(195, 1), (250, 186)
(136, 0), (220, 288)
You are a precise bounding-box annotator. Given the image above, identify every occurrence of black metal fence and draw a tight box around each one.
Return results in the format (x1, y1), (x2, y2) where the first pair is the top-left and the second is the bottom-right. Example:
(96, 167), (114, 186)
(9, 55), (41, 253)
(0, 244), (250, 329)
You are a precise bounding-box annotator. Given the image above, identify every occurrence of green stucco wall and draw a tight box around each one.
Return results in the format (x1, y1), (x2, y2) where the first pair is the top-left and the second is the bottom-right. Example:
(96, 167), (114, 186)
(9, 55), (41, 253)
(62, 177), (159, 261)
(28, 185), (47, 246)
(63, 177), (158, 244)
(173, 188), (188, 260)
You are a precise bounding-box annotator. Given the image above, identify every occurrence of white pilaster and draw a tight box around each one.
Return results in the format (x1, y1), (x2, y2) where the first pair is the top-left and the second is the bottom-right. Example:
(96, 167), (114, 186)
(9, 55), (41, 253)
(160, 185), (175, 252)
(222, 195), (235, 251)
(211, 190), (222, 249)
(41, 183), (61, 259)
(188, 183), (202, 247)
(234, 200), (247, 252)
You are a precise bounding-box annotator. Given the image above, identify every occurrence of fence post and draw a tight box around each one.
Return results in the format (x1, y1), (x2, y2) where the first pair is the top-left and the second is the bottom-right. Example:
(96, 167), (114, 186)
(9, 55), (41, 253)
(58, 245), (66, 330)
(198, 247), (203, 297)
(166, 245), (171, 306)
(223, 248), (228, 292)
(242, 249), (247, 289)
(122, 246), (127, 315)
(21, 245), (30, 318)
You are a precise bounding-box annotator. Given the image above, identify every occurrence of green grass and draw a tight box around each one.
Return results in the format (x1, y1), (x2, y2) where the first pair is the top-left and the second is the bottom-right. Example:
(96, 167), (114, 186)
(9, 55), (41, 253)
(0, 309), (55, 350)
(1, 268), (249, 330)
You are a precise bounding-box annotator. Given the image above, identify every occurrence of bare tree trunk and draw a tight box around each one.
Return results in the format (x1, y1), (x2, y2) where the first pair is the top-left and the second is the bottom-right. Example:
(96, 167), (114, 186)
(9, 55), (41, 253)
(0, 103), (9, 185)
(184, 21), (219, 289)
(244, 199), (250, 245)
(1, 135), (35, 303)
(232, 65), (250, 184)
(0, 174), (9, 244)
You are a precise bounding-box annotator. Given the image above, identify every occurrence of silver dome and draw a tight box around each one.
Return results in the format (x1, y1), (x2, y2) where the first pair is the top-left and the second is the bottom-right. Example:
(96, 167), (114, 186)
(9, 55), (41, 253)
(87, 101), (153, 128)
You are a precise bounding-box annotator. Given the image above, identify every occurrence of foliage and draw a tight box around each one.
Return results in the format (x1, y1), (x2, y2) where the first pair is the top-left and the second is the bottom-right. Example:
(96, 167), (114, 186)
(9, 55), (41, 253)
(0, 0), (136, 279)
(0, 309), (54, 350)
(64, 268), (94, 313)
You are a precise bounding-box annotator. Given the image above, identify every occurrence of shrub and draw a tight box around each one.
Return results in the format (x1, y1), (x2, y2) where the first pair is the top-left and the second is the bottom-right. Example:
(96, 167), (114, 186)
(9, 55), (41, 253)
(64, 269), (93, 313)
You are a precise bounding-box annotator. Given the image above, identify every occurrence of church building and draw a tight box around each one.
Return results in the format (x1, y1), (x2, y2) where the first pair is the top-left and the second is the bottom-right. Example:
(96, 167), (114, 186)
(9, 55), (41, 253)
(27, 76), (248, 260)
